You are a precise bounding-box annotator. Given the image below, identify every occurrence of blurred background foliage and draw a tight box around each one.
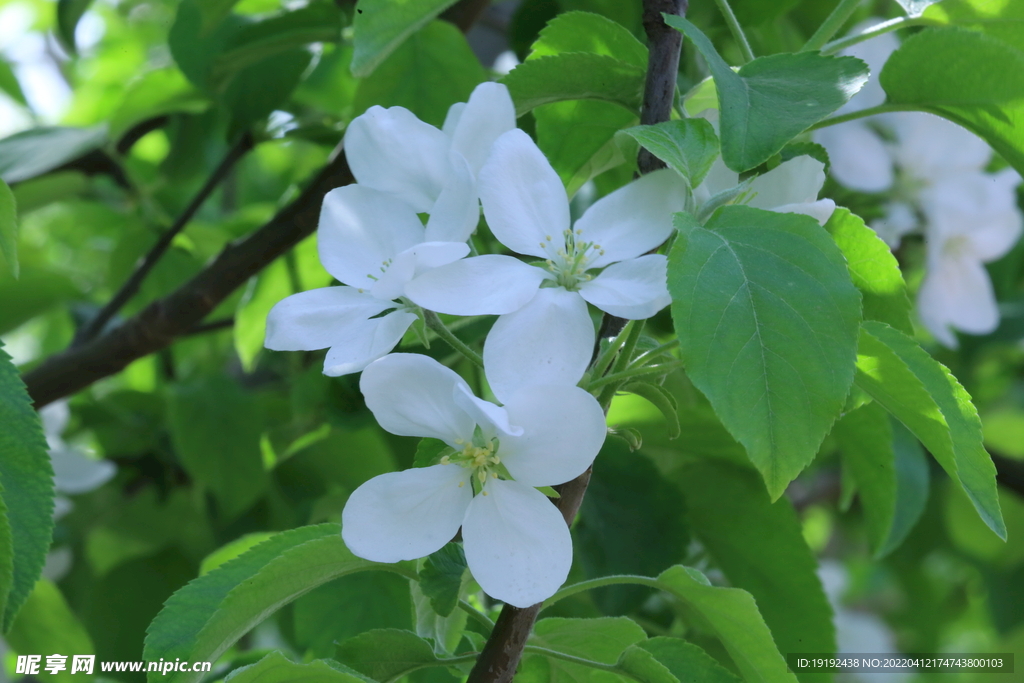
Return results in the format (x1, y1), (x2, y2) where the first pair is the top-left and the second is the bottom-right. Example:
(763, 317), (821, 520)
(0, 0), (1022, 681)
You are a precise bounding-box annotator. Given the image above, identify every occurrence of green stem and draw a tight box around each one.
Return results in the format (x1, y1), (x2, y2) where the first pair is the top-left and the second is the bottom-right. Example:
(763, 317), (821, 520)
(588, 362), (684, 391)
(629, 339), (680, 368)
(543, 574), (665, 609)
(802, 0), (864, 52)
(424, 310), (484, 369)
(807, 103), (921, 131)
(714, 0), (755, 63)
(459, 600), (495, 630)
(590, 320), (635, 381)
(598, 321), (646, 408)
(521, 646), (637, 679)
(820, 15), (936, 55)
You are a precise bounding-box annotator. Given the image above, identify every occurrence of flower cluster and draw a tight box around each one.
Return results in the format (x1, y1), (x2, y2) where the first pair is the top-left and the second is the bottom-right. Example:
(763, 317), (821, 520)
(263, 82), (694, 607)
(815, 20), (1024, 347)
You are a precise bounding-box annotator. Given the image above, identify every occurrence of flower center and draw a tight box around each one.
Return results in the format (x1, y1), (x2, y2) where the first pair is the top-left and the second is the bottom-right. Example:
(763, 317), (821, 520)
(539, 229), (605, 291)
(441, 437), (503, 493)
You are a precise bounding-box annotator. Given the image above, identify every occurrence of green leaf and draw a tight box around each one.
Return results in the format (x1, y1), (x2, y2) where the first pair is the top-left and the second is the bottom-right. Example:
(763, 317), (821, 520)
(0, 345), (53, 632)
(536, 100), (637, 196)
(576, 444), (689, 615)
(656, 566), (798, 683)
(353, 20), (486, 128)
(520, 617), (647, 683)
(108, 68), (209, 139)
(0, 179), (17, 278)
(414, 438), (452, 468)
(823, 208), (913, 335)
(145, 524), (409, 683)
(0, 126), (107, 184)
(528, 11), (648, 69)
(0, 485), (12, 622)
(199, 0), (243, 35)
(631, 638), (741, 683)
(350, 0), (461, 77)
(0, 58), (27, 106)
(614, 646), (677, 683)
(924, 0), (1024, 53)
(619, 119), (720, 187)
(200, 533), (276, 575)
(56, 0), (95, 54)
(668, 206), (861, 498)
(834, 402), (929, 557)
(236, 262), (292, 372)
(418, 543), (467, 617)
(0, 263), (80, 336)
(411, 578), (466, 656)
(209, 3), (343, 90)
(6, 579), (94, 682)
(336, 629), (441, 682)
(854, 321), (1006, 539)
(663, 16), (869, 171)
(224, 651), (370, 683)
(620, 382), (680, 440)
(502, 53), (645, 117)
(168, 376), (268, 519)
(880, 28), (1024, 177)
(673, 460), (835, 683)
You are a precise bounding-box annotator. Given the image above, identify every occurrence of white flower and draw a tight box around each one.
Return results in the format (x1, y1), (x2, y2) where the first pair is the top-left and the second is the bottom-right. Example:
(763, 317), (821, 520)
(264, 185), (470, 375)
(345, 82), (516, 244)
(341, 353), (606, 608)
(405, 129), (686, 402)
(813, 20), (1024, 346)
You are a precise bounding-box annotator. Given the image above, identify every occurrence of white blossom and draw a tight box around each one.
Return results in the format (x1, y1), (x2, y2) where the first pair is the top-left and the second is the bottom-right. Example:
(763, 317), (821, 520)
(405, 129), (686, 402)
(341, 353), (606, 608)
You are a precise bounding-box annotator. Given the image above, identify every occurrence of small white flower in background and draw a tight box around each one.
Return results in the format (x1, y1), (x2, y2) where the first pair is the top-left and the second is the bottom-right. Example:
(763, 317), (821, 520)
(345, 82), (516, 244)
(813, 19), (1024, 347)
(341, 353), (606, 608)
(405, 129), (686, 402)
(264, 185), (470, 375)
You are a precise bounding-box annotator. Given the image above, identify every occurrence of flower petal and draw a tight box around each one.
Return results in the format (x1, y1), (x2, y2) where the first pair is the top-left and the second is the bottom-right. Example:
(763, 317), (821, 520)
(500, 385), (605, 486)
(369, 241), (471, 302)
(771, 198), (837, 226)
(462, 479), (571, 607)
(918, 250), (999, 347)
(323, 310), (417, 376)
(360, 353), (476, 443)
(405, 255), (548, 316)
(870, 201), (918, 248)
(344, 106), (451, 211)
(51, 447), (116, 495)
(342, 464), (473, 563)
(578, 254), (671, 319)
(39, 402), (69, 438)
(814, 122), (893, 193)
(318, 185), (425, 287)
(452, 384), (523, 439)
(478, 129), (570, 259)
(424, 152), (479, 243)
(448, 82), (517, 175)
(747, 155), (827, 208)
(921, 171), (1023, 261)
(836, 20), (900, 114)
(265, 287), (392, 351)
(890, 112), (991, 181)
(574, 168), (686, 268)
(483, 288), (594, 404)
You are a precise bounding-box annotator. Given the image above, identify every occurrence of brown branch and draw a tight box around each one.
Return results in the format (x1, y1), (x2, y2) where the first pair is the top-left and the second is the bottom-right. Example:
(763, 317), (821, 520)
(466, 3), (687, 682)
(183, 318), (235, 337)
(73, 132), (256, 346)
(24, 148), (354, 408)
(115, 115), (171, 155)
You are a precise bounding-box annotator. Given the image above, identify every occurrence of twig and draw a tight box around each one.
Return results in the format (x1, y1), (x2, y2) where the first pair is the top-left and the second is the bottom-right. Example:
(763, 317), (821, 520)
(115, 115), (171, 155)
(73, 132), (255, 346)
(182, 318), (235, 337)
(713, 0), (754, 63)
(465, 3), (687, 682)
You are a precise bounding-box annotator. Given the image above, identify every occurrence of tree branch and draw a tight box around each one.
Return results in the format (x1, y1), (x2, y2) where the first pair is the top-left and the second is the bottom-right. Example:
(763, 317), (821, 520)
(73, 132), (256, 346)
(466, 4), (686, 682)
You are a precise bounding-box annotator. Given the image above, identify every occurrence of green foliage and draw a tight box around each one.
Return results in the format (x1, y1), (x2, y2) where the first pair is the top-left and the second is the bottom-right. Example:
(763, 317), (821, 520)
(881, 27), (1024, 177)
(225, 651), (370, 683)
(824, 208), (913, 335)
(655, 566), (798, 683)
(668, 207), (861, 498)
(854, 321), (1006, 539)
(418, 544), (468, 617)
(520, 617), (647, 683)
(664, 16), (868, 172)
(167, 376), (268, 519)
(620, 119), (720, 187)
(673, 460), (835, 683)
(924, 0), (1024, 53)
(503, 53), (645, 116)
(0, 178), (17, 278)
(353, 20), (486, 128)
(529, 11), (648, 67)
(350, 0), (461, 77)
(56, 0), (96, 54)
(0, 59), (27, 107)
(6, 580), (94, 683)
(0, 126), (106, 184)
(631, 638), (741, 683)
(0, 345), (53, 632)
(336, 629), (443, 682)
(834, 403), (929, 558)
(0, 484), (11, 625)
